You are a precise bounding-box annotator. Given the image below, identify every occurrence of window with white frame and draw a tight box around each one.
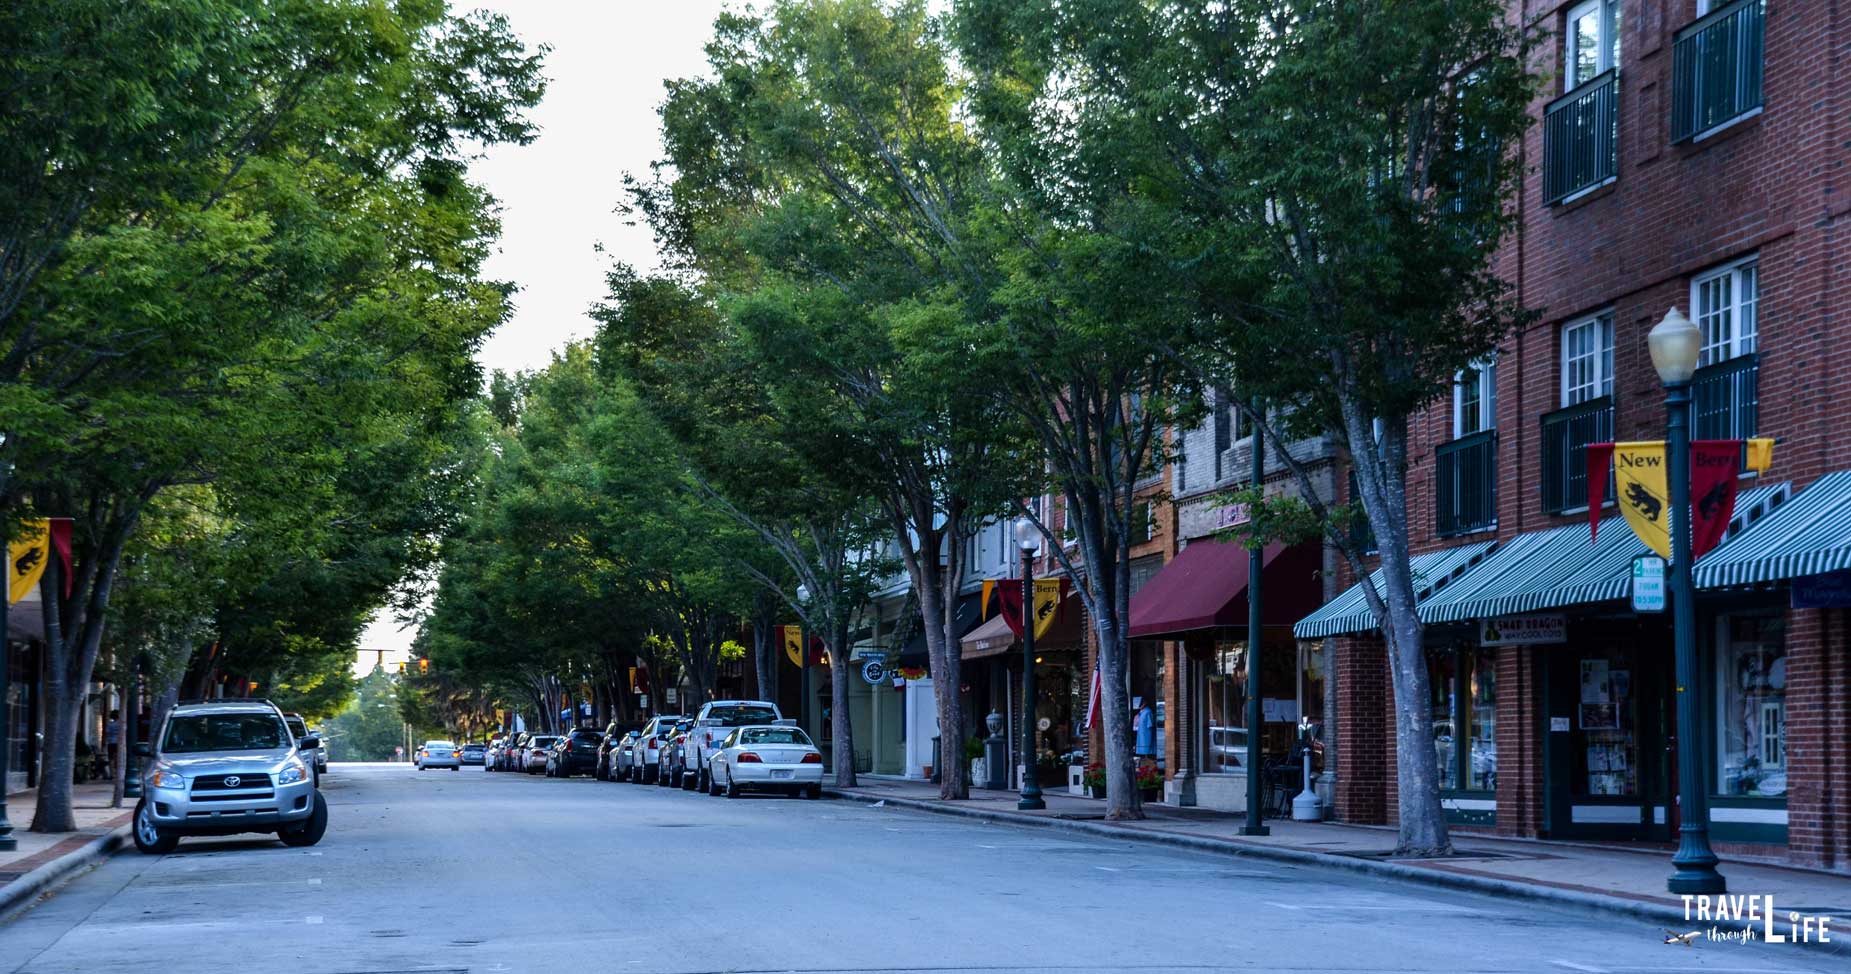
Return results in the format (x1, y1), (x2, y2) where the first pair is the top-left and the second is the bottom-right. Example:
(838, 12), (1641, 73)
(1453, 359), (1497, 437)
(1561, 314), (1614, 406)
(1694, 258), (1758, 367)
(1567, 0), (1621, 90)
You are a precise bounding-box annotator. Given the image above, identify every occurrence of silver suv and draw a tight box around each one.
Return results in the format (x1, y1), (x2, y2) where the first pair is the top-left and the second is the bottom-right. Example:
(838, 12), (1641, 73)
(135, 700), (327, 854)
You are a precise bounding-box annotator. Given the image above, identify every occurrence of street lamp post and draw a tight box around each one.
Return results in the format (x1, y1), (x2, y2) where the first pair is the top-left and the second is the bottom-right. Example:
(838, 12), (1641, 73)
(0, 434), (16, 851)
(1013, 517), (1045, 811)
(796, 585), (812, 742)
(1242, 408), (1269, 836)
(1649, 307), (1726, 895)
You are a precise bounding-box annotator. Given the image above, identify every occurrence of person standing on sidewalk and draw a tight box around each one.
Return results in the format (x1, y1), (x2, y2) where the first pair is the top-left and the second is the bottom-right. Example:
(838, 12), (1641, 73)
(104, 710), (121, 780)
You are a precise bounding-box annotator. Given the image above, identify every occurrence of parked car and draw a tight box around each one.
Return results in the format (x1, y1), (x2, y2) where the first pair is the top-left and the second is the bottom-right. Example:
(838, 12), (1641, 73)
(678, 700), (783, 792)
(416, 740), (461, 770)
(281, 713), (322, 785)
(708, 725), (824, 799)
(134, 700), (326, 854)
(656, 720), (693, 787)
(623, 715), (683, 784)
(546, 728), (603, 778)
(460, 742), (488, 766)
(595, 723), (635, 781)
(522, 735), (560, 774)
(502, 732), (530, 771)
(484, 737), (505, 771)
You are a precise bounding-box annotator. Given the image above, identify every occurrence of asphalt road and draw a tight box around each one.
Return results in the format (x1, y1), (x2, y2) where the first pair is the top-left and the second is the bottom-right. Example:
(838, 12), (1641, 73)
(0, 763), (1838, 974)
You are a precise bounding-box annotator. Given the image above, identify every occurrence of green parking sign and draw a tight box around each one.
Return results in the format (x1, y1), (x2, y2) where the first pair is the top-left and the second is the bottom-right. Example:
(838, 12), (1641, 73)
(1632, 555), (1666, 613)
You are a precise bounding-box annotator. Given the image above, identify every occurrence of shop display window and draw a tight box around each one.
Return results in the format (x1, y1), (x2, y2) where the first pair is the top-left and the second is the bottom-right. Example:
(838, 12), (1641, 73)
(1716, 613), (1785, 798)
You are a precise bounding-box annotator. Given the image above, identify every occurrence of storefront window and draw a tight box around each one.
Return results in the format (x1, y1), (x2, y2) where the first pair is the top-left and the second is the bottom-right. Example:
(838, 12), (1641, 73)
(1204, 641), (1245, 773)
(1427, 645), (1496, 792)
(1298, 642), (1325, 772)
(1716, 614), (1786, 798)
(1467, 648), (1496, 791)
(1429, 649), (1459, 788)
(1573, 649), (1637, 797)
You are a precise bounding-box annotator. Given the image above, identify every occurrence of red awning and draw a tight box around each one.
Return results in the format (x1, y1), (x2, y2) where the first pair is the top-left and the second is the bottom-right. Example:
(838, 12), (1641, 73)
(1128, 540), (1323, 639)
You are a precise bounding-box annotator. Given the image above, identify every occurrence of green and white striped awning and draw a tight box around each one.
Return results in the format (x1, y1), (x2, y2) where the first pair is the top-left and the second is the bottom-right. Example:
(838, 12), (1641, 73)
(1293, 540), (1497, 639)
(1419, 483), (1788, 624)
(1696, 471), (1851, 588)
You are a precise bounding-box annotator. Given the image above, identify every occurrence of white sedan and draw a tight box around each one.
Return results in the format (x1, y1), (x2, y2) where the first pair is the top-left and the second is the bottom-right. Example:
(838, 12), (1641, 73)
(415, 740), (461, 770)
(707, 725), (824, 799)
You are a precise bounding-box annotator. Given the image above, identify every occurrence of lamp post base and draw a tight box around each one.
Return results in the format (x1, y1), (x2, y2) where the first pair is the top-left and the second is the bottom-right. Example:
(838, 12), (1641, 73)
(1240, 825), (1271, 836)
(1669, 833), (1727, 895)
(1017, 793), (1046, 811)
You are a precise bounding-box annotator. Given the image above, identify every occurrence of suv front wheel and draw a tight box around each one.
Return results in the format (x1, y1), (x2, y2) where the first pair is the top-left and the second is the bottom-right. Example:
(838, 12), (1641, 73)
(278, 792), (328, 847)
(133, 800), (179, 855)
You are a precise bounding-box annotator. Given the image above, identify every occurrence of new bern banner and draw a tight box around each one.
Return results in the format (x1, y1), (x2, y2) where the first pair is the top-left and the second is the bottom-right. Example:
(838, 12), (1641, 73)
(8, 517), (73, 605)
(779, 625), (827, 667)
(1588, 439), (1770, 560)
(981, 578), (1069, 640)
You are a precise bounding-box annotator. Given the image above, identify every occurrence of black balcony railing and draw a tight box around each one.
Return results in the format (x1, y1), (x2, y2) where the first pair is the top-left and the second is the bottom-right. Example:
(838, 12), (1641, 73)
(1544, 70), (1619, 205)
(1672, 0), (1766, 142)
(1542, 397), (1614, 514)
(1694, 352), (1758, 442)
(1436, 429), (1498, 536)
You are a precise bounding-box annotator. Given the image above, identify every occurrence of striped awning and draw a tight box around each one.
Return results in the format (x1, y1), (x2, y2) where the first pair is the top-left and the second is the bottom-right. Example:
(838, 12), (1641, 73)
(1696, 471), (1851, 588)
(1419, 483), (1788, 624)
(1293, 540), (1498, 639)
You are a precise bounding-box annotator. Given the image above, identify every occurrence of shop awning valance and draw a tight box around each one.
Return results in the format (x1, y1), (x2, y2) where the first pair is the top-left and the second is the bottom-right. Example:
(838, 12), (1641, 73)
(960, 590), (1083, 660)
(1418, 483), (1788, 624)
(1696, 471), (1851, 588)
(1127, 541), (1322, 640)
(960, 612), (1016, 660)
(1293, 540), (1498, 639)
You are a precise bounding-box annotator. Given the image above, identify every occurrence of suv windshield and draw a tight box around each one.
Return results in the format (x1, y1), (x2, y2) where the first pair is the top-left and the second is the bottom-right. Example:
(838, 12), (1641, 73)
(570, 731), (602, 743)
(162, 713), (289, 754)
(708, 706), (778, 727)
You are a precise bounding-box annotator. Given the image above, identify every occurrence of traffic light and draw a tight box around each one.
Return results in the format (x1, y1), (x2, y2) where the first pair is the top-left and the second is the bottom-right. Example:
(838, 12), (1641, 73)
(418, 658), (430, 675)
(396, 661), (406, 674)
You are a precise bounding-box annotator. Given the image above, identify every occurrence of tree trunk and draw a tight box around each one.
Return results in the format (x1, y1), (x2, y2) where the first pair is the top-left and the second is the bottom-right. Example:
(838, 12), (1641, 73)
(33, 530), (127, 832)
(919, 564), (966, 800)
(751, 611), (777, 703)
(827, 619), (856, 787)
(1342, 402), (1451, 855)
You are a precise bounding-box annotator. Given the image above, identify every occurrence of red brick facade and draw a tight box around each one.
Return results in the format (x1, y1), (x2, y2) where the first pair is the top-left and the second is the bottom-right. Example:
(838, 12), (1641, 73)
(1323, 0), (1851, 870)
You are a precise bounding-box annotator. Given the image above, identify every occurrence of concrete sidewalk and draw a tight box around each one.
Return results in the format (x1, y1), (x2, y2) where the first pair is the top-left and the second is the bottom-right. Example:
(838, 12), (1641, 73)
(830, 777), (1849, 952)
(0, 782), (135, 917)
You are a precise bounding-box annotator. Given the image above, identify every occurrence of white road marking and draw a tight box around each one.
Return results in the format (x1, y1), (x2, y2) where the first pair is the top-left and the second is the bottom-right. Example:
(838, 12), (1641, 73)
(1094, 866), (1121, 872)
(1266, 901), (1304, 911)
(307, 878), (321, 885)
(1550, 962), (1604, 973)
(305, 916), (323, 925)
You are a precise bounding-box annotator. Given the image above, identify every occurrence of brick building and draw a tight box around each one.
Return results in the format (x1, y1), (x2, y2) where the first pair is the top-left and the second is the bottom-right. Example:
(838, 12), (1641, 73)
(1297, 0), (1850, 871)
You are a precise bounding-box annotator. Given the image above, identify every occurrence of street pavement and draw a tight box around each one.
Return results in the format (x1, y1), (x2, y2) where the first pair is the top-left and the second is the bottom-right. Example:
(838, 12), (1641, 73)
(0, 763), (1839, 974)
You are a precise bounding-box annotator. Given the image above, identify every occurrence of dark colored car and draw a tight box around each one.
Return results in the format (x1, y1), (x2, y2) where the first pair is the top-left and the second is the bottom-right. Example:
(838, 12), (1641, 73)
(546, 728), (604, 778)
(655, 720), (694, 788)
(460, 742), (487, 765)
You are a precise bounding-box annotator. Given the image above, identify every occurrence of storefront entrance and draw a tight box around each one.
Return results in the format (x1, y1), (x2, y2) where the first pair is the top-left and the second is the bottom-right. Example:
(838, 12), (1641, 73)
(1543, 622), (1675, 841)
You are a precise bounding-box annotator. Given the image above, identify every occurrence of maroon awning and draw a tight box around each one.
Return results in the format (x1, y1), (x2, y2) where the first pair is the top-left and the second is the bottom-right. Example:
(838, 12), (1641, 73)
(1128, 540), (1323, 639)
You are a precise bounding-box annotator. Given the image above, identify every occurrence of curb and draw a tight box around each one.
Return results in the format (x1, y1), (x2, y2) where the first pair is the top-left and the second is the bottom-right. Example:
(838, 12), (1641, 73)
(825, 789), (1849, 959)
(0, 825), (132, 920)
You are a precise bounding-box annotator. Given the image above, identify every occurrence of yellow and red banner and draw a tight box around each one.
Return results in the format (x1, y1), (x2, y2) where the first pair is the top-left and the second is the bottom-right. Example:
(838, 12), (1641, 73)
(1588, 439), (1773, 560)
(779, 625), (826, 667)
(981, 577), (1069, 640)
(8, 518), (72, 605)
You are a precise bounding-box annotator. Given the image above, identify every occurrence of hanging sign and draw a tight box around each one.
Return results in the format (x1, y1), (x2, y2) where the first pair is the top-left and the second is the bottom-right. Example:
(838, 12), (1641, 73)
(1631, 554), (1667, 613)
(1792, 570), (1851, 609)
(8, 518), (73, 604)
(1478, 615), (1567, 646)
(1588, 439), (1773, 561)
(982, 578), (1069, 639)
(860, 659), (887, 685)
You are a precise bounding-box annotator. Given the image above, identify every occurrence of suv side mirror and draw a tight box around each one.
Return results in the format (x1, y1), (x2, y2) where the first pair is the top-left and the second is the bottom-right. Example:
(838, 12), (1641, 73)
(134, 742), (152, 757)
(298, 737), (319, 750)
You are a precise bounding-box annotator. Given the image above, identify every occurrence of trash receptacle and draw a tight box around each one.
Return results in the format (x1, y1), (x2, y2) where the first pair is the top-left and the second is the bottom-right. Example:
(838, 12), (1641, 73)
(930, 735), (941, 784)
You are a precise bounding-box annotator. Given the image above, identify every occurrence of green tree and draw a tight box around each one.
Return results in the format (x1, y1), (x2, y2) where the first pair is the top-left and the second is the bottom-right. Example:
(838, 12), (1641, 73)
(957, 0), (1535, 851)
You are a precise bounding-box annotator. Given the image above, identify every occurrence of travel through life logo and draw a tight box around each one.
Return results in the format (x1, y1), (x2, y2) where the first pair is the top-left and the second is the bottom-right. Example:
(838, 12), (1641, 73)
(1669, 895), (1834, 946)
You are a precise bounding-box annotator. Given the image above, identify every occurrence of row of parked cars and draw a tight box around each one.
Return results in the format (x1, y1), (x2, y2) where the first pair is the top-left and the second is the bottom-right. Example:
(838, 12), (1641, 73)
(475, 699), (826, 798)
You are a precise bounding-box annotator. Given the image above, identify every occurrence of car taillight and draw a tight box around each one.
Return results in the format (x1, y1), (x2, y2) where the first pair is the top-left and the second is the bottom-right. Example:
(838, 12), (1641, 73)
(736, 752), (762, 763)
(704, 732), (713, 746)
(648, 737), (657, 748)
(801, 753), (823, 764)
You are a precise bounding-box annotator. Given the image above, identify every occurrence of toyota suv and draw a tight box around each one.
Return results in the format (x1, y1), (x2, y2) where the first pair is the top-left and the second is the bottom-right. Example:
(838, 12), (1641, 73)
(677, 700), (782, 792)
(134, 700), (327, 854)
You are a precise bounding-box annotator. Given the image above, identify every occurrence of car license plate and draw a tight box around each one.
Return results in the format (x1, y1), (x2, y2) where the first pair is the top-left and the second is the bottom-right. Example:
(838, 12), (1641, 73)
(771, 769), (793, 779)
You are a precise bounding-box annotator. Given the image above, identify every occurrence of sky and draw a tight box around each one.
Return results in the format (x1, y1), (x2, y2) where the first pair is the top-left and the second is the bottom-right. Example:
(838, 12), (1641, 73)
(355, 0), (729, 675)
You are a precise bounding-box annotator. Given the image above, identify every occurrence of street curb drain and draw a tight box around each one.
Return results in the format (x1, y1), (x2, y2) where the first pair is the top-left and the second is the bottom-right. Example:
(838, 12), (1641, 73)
(0, 825), (132, 921)
(824, 789), (1849, 960)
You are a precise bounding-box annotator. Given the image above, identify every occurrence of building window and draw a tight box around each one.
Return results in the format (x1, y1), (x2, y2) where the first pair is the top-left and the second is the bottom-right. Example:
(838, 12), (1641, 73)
(1567, 0), (1621, 88)
(1454, 360), (1497, 437)
(1716, 613), (1785, 798)
(1427, 645), (1496, 792)
(1562, 314), (1614, 406)
(1673, 0), (1766, 142)
(1694, 258), (1758, 367)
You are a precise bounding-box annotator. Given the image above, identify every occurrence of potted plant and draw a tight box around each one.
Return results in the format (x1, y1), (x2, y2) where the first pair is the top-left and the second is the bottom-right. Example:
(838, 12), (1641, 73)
(964, 736), (985, 787)
(1135, 759), (1163, 802)
(1082, 763), (1107, 799)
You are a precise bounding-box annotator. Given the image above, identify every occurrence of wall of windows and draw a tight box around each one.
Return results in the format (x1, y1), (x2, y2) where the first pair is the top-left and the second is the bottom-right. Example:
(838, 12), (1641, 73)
(1427, 644), (1497, 793)
(1694, 257), (1759, 367)
(1561, 313), (1614, 406)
